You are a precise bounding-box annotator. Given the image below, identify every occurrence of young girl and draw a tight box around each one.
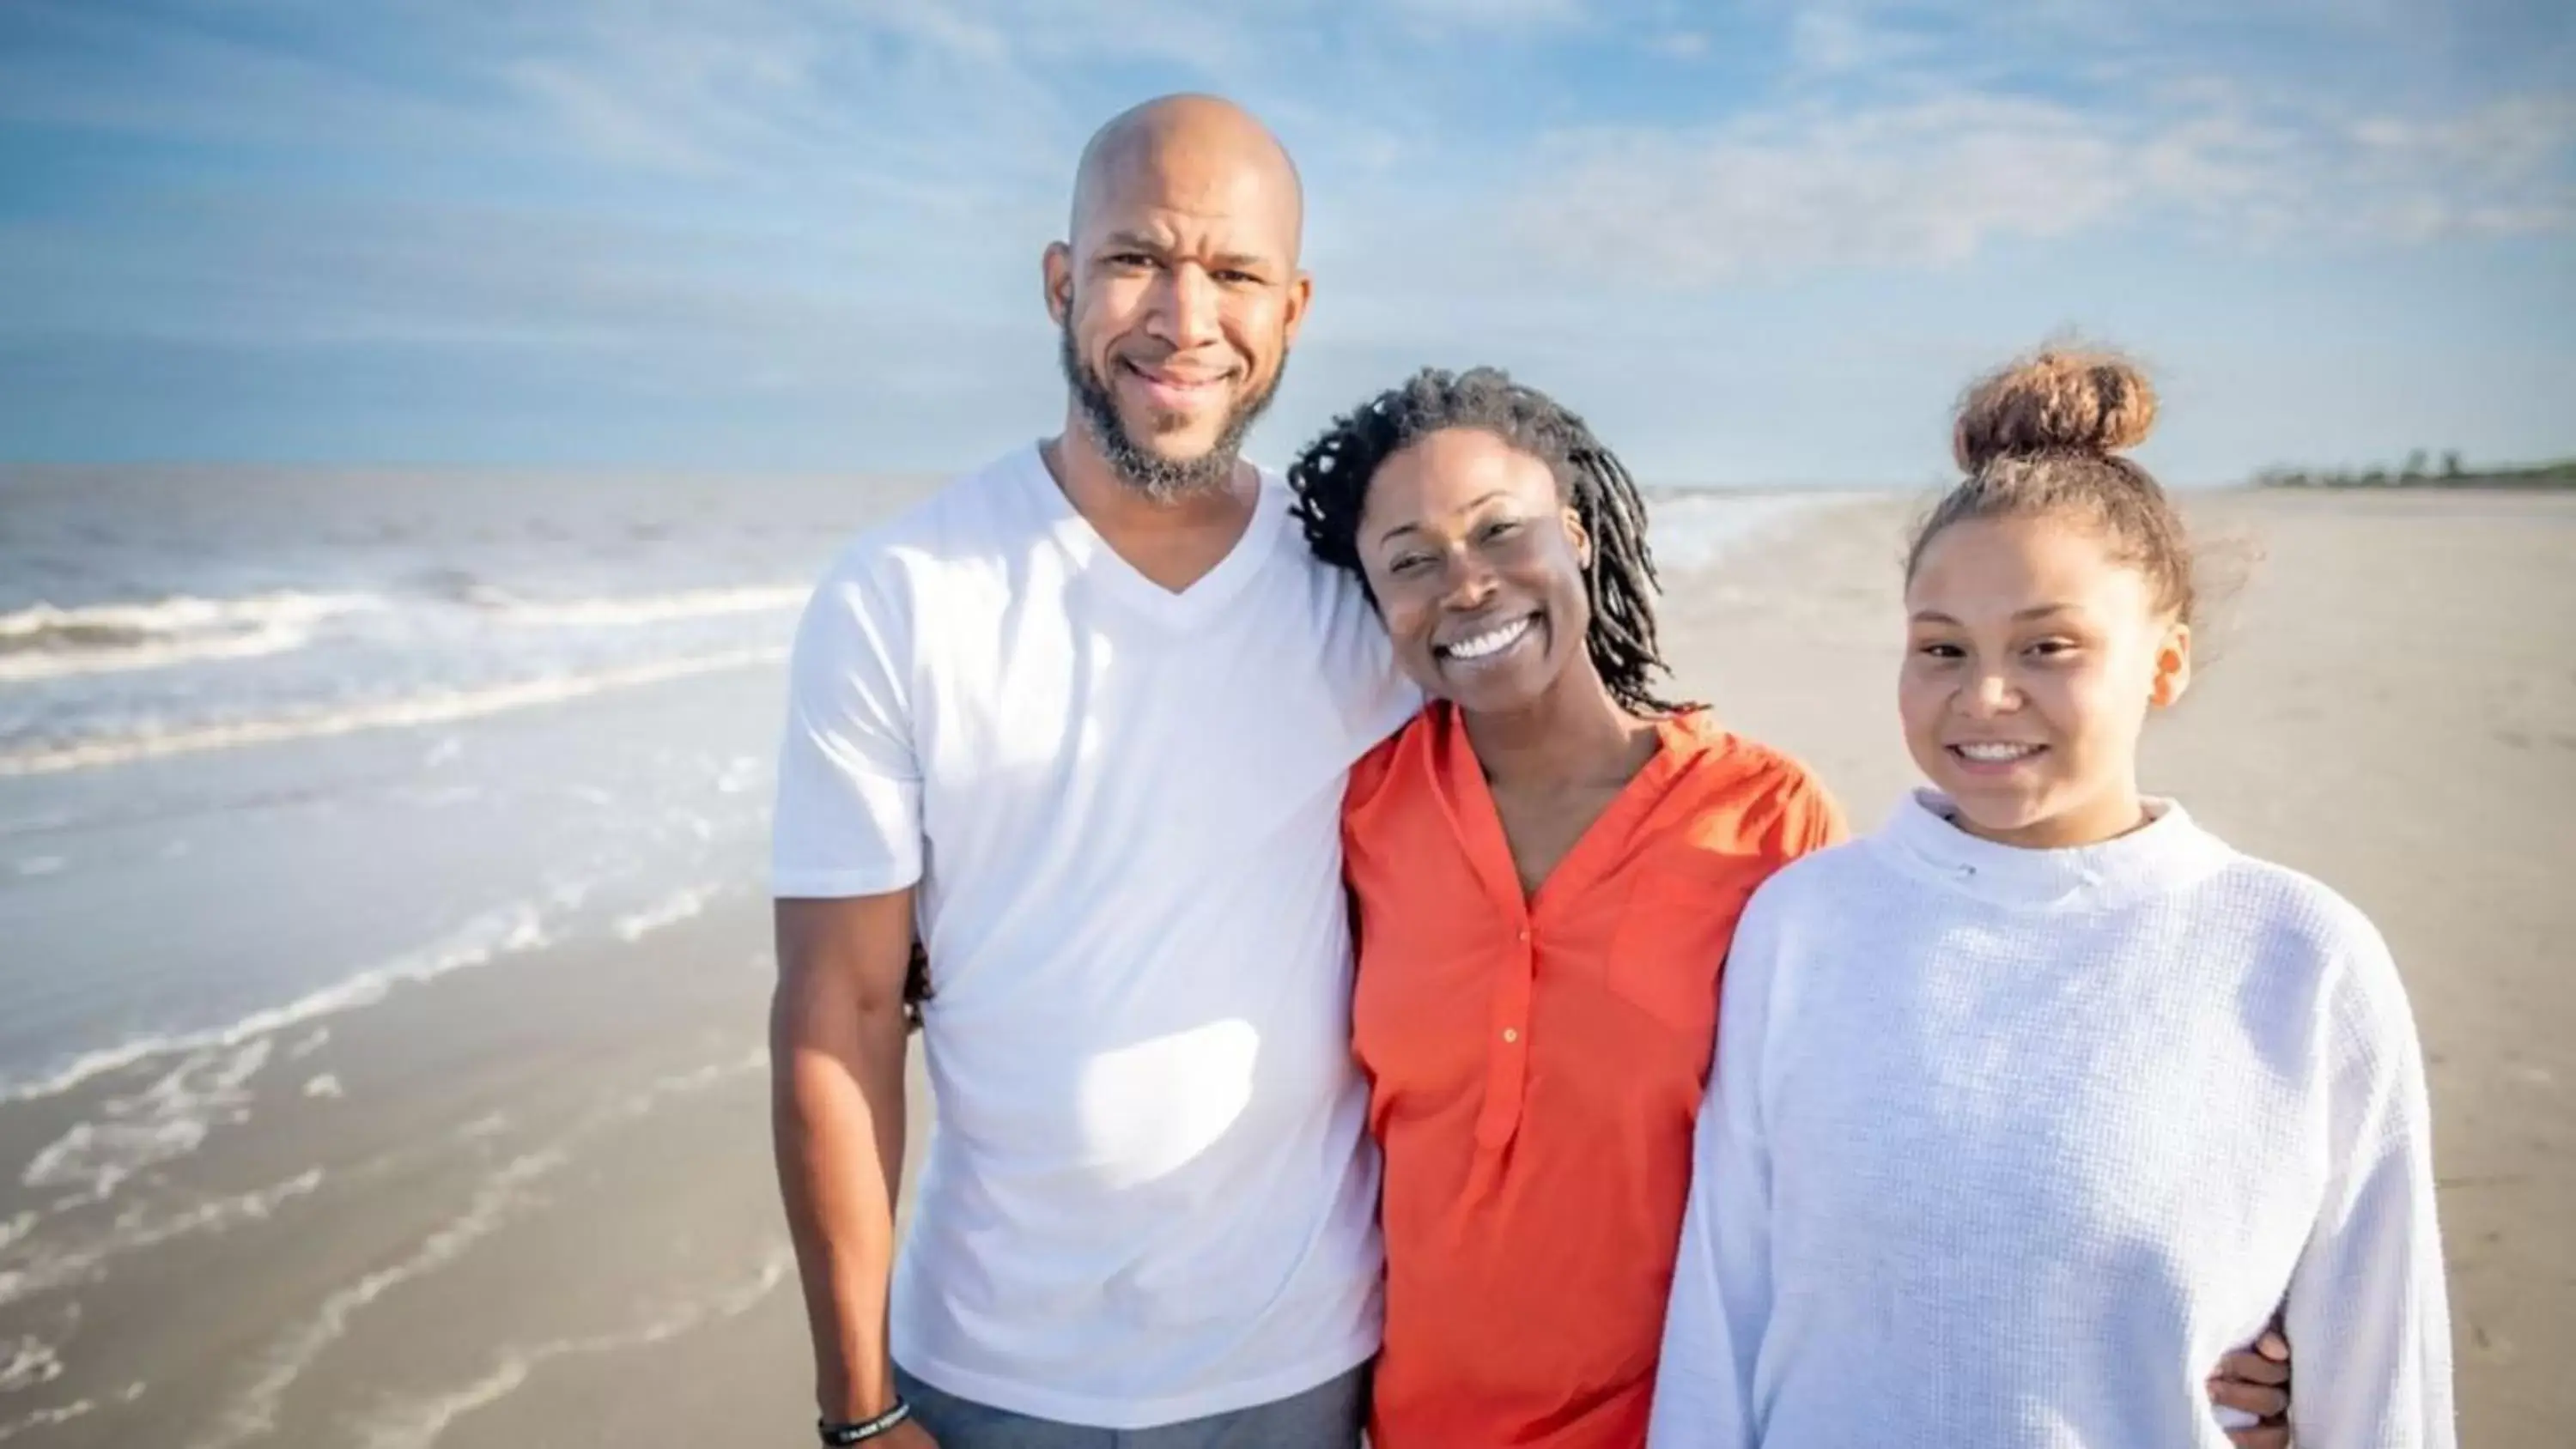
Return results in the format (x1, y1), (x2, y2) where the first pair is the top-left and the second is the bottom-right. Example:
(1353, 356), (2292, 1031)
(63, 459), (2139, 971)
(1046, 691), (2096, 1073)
(1291, 366), (2303, 1449)
(1646, 350), (2453, 1447)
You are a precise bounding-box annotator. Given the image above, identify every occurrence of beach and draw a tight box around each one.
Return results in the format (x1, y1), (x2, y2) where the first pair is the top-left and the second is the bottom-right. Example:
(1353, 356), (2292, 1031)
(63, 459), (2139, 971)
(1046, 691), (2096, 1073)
(1, 476), (2568, 1446)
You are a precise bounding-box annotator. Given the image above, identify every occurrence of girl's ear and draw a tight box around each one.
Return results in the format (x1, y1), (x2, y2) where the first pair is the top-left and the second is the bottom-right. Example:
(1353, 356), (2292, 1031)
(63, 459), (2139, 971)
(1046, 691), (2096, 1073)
(2148, 620), (2194, 709)
(1564, 505), (1592, 568)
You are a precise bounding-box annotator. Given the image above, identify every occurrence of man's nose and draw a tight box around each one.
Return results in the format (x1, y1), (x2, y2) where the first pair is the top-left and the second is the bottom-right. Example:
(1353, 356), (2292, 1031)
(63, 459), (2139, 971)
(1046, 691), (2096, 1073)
(1151, 265), (1223, 350)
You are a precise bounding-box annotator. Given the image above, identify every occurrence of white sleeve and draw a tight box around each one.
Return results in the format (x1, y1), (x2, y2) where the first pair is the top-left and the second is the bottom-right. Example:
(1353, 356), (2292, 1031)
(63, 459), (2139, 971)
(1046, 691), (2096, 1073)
(1646, 888), (1783, 1449)
(768, 561), (923, 899)
(2284, 921), (2457, 1449)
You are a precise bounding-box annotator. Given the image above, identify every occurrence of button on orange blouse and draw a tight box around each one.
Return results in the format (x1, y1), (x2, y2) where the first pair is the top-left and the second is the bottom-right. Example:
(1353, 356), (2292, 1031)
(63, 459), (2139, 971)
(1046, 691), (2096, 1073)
(1345, 702), (1844, 1449)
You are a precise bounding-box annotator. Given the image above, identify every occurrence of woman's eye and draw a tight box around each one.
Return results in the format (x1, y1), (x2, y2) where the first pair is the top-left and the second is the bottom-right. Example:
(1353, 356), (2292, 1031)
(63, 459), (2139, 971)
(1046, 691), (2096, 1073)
(1479, 519), (1522, 543)
(2026, 638), (2079, 658)
(1915, 641), (1965, 659)
(1388, 554), (1431, 576)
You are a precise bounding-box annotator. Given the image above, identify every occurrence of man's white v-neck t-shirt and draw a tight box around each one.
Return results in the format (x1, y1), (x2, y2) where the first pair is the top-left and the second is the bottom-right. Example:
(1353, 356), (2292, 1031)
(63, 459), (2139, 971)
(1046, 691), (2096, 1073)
(772, 445), (1420, 1428)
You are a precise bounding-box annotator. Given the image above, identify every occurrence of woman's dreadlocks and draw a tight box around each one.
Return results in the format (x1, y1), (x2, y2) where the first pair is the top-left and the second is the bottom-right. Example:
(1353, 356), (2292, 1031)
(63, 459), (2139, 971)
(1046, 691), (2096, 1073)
(1287, 366), (1685, 716)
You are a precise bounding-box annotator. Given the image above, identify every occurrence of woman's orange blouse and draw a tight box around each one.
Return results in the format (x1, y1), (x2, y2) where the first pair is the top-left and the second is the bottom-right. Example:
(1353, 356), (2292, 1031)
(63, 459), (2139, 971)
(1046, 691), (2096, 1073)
(1344, 702), (1844, 1448)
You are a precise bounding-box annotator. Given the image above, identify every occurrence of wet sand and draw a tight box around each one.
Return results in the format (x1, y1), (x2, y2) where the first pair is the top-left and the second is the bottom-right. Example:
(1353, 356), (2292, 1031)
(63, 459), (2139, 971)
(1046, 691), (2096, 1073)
(2, 488), (2567, 1446)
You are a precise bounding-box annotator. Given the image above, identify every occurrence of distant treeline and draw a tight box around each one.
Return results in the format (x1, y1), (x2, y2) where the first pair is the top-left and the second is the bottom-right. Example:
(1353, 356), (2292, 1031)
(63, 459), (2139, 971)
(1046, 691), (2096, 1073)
(2256, 451), (2576, 489)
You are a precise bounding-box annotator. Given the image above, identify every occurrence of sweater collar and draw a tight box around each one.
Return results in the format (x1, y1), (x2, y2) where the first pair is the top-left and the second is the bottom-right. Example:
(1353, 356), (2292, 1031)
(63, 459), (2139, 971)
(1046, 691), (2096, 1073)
(1876, 788), (2230, 910)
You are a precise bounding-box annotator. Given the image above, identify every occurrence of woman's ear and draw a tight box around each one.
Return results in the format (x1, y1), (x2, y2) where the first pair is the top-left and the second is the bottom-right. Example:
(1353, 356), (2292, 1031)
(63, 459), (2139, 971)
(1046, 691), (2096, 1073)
(1564, 505), (1592, 568)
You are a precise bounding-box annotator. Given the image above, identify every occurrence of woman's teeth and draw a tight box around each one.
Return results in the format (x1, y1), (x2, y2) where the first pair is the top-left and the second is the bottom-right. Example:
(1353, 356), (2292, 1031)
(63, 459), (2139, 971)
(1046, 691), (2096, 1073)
(1443, 617), (1533, 661)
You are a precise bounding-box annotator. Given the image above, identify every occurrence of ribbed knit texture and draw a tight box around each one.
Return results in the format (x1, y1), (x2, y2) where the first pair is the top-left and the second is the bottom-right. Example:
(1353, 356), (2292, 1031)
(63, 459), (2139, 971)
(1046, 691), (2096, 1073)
(1648, 791), (2455, 1448)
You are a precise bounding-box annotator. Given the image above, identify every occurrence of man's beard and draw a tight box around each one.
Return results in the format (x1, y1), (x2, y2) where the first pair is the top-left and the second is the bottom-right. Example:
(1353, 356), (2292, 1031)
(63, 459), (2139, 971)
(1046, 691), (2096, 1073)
(1058, 319), (1282, 504)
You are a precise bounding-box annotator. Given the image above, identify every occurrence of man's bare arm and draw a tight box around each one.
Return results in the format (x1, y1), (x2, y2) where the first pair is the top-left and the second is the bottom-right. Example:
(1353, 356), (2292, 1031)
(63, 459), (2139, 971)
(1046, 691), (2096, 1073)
(771, 892), (919, 1427)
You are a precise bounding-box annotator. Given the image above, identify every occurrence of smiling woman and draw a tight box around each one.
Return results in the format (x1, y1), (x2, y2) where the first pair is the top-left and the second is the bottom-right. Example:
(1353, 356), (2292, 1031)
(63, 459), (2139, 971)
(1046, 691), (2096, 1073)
(1287, 366), (1844, 1448)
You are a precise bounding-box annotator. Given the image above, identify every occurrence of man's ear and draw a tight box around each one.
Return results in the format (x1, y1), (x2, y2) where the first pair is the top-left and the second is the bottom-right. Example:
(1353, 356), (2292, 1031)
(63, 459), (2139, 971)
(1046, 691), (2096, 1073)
(1042, 241), (1075, 327)
(1279, 269), (1314, 349)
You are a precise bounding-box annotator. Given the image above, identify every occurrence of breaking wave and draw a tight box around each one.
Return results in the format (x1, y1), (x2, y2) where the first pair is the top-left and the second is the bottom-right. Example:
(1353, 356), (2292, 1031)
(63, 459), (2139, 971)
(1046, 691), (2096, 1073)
(0, 593), (382, 684)
(0, 646), (786, 777)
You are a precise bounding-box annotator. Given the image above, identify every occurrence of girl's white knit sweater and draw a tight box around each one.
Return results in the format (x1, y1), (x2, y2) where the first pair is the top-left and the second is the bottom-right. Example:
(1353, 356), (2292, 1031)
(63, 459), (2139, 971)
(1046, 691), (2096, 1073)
(1648, 791), (2454, 1448)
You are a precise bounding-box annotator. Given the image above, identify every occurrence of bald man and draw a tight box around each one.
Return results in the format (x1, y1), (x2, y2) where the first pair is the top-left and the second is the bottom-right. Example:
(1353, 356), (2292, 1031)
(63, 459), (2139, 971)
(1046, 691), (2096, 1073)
(769, 96), (1413, 1447)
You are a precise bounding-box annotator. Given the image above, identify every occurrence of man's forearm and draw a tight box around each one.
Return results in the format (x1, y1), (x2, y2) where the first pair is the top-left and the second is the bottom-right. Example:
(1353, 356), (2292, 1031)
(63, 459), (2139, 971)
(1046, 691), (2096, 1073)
(771, 980), (911, 1421)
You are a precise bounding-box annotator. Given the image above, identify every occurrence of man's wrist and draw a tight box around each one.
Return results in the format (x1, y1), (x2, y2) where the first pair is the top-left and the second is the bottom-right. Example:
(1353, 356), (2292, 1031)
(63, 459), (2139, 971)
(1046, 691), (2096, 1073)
(818, 1399), (912, 1444)
(818, 1366), (899, 1422)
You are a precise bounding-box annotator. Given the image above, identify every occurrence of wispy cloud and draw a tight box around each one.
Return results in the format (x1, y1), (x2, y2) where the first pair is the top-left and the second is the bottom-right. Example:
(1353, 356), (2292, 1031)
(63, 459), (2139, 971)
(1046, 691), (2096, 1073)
(0, 4), (511, 153)
(1387, 0), (1589, 24)
(1507, 87), (2576, 284)
(1783, 4), (1935, 76)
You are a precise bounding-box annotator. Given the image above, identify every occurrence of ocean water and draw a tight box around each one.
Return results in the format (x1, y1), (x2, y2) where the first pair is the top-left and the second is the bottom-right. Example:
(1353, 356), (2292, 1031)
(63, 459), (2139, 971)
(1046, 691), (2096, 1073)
(0, 463), (1832, 1103)
(0, 467), (940, 772)
(0, 466), (923, 1118)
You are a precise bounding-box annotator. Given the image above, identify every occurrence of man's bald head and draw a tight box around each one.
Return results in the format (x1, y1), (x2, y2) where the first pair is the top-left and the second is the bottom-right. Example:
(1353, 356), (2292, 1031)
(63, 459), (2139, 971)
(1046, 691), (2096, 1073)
(1066, 94), (1303, 259)
(1045, 94), (1312, 502)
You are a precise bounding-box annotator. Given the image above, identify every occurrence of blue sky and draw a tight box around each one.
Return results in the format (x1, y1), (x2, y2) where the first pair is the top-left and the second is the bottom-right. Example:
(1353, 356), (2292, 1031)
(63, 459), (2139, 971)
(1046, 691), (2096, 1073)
(2, 0), (2570, 486)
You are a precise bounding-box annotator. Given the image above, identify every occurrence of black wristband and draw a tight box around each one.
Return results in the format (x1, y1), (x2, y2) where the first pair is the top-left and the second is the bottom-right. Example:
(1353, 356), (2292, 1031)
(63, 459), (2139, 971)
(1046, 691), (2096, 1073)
(818, 1399), (911, 1445)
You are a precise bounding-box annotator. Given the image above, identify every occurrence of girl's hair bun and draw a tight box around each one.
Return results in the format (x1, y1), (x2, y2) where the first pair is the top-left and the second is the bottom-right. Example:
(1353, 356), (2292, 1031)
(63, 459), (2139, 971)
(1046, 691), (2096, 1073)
(1952, 349), (2157, 474)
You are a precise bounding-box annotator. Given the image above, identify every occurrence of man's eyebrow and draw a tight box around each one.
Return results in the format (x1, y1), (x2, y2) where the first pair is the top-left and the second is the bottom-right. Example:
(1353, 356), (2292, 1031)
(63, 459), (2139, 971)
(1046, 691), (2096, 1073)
(1095, 232), (1278, 273)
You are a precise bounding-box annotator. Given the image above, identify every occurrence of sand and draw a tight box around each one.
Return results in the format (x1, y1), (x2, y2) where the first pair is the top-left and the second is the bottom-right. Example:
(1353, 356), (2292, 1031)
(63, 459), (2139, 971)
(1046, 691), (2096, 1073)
(2, 487), (2566, 1446)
